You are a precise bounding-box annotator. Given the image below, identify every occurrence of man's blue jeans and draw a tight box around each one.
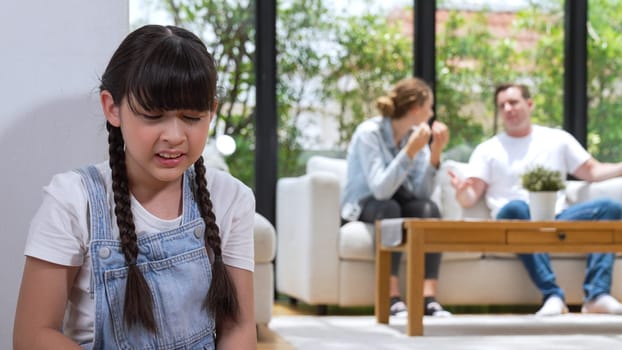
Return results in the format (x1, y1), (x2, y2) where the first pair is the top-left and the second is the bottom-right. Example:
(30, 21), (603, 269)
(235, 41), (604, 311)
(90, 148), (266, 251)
(496, 198), (622, 302)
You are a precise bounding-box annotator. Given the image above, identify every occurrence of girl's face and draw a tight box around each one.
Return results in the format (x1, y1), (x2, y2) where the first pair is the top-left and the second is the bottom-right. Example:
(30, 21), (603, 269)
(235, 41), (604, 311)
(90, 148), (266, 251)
(102, 92), (213, 189)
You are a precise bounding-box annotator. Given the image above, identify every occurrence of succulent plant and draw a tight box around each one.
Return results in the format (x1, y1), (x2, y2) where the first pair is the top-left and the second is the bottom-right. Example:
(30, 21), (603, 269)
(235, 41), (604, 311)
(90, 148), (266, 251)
(521, 165), (566, 192)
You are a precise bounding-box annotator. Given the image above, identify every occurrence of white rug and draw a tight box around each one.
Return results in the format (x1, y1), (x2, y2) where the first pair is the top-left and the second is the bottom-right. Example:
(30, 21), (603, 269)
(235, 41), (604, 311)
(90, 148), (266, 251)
(269, 314), (622, 349)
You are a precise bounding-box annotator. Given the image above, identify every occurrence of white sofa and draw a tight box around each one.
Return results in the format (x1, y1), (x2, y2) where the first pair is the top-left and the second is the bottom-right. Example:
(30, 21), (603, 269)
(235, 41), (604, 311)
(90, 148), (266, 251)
(253, 213), (276, 325)
(276, 155), (622, 308)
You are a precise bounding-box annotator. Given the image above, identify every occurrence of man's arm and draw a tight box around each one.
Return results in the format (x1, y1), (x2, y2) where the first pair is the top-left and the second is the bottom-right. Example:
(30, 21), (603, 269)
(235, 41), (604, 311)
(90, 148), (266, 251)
(572, 158), (622, 182)
(448, 170), (487, 208)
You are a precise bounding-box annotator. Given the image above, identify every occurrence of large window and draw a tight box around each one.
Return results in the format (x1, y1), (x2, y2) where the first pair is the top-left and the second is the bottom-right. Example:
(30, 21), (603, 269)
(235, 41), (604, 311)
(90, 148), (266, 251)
(131, 0), (258, 186)
(587, 0), (622, 161)
(275, 0), (413, 177)
(435, 1), (564, 160)
(131, 1), (614, 193)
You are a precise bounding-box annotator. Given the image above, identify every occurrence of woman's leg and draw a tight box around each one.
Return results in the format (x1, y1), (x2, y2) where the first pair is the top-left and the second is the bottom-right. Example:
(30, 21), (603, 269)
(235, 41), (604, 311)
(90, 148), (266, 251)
(401, 199), (450, 316)
(358, 197), (402, 298)
(401, 199), (442, 289)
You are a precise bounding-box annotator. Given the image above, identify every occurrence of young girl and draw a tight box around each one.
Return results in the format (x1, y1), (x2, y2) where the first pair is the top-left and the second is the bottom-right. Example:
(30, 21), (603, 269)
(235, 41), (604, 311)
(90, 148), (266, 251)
(13, 25), (256, 349)
(341, 77), (451, 318)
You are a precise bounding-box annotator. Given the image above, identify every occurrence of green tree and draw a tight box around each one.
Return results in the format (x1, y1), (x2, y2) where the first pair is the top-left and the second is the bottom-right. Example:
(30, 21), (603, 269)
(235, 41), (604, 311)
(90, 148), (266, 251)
(162, 0), (257, 185)
(321, 11), (414, 147)
(157, 0), (339, 185)
(587, 0), (622, 161)
(143, 0), (622, 183)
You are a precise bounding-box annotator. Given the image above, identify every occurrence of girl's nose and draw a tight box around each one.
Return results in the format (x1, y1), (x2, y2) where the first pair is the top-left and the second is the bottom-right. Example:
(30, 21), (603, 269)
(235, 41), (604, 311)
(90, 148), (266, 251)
(162, 118), (185, 144)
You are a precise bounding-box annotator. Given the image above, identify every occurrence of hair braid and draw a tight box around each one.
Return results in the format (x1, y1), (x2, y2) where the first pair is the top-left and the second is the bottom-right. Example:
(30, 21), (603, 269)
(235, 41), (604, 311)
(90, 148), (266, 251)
(107, 122), (156, 332)
(193, 156), (239, 323)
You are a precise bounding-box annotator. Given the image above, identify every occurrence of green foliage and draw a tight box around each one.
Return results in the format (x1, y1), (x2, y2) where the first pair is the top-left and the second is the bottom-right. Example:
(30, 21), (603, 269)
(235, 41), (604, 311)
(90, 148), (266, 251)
(321, 10), (414, 146)
(586, 0), (622, 162)
(156, 0), (338, 185)
(521, 165), (565, 192)
(143, 0), (622, 187)
(158, 0), (257, 186)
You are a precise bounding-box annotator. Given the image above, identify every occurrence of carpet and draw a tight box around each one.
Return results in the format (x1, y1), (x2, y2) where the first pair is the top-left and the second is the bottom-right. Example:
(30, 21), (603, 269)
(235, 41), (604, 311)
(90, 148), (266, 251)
(269, 314), (622, 349)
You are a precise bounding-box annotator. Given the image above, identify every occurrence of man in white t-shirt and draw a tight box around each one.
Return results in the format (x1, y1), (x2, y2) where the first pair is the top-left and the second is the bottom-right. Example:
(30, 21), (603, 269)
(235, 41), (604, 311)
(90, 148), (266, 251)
(450, 83), (622, 316)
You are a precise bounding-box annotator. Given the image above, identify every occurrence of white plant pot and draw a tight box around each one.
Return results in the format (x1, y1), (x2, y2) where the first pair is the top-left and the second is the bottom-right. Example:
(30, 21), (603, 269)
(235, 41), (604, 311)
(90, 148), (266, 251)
(528, 191), (558, 221)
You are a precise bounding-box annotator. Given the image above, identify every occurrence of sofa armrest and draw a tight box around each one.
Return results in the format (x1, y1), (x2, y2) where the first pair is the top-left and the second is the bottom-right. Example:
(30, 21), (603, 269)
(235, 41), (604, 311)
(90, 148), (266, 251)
(254, 213), (276, 263)
(253, 213), (276, 325)
(566, 177), (622, 205)
(276, 172), (341, 304)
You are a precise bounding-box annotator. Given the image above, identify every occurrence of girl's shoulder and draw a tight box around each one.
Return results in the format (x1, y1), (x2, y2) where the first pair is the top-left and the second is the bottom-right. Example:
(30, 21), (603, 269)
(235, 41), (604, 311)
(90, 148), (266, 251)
(203, 167), (255, 210)
(43, 162), (112, 220)
(25, 163), (106, 265)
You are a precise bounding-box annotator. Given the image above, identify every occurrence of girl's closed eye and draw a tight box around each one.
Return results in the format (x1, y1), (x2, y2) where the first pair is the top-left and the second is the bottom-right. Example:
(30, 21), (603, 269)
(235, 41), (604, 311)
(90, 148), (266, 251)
(179, 111), (210, 123)
(183, 115), (202, 122)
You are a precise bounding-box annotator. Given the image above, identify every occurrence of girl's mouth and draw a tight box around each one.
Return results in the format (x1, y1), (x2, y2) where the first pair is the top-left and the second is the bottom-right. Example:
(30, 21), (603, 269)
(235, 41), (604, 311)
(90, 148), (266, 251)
(158, 153), (182, 159)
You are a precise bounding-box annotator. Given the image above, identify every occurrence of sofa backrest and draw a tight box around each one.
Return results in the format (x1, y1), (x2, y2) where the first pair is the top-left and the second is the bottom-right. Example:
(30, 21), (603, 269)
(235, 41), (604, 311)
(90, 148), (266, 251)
(307, 156), (348, 187)
(566, 177), (622, 205)
(304, 156), (622, 220)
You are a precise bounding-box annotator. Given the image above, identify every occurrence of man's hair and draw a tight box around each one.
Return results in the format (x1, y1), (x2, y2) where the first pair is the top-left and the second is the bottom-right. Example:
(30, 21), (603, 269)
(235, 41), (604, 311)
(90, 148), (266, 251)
(494, 83), (531, 106)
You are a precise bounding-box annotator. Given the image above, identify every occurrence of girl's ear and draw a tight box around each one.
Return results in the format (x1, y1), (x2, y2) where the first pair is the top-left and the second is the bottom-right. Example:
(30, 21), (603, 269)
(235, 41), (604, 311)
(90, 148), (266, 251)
(101, 90), (121, 127)
(210, 99), (218, 121)
(206, 100), (218, 127)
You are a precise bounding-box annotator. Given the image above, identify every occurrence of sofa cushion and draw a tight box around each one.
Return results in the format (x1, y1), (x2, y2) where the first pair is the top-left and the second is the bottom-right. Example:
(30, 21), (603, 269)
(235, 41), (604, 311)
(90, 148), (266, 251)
(339, 221), (375, 261)
(338, 220), (483, 262)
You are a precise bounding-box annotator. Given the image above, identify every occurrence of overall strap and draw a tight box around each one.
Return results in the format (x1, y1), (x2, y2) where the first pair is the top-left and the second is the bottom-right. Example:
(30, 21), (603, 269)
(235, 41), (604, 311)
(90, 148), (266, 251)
(182, 167), (201, 224)
(75, 166), (113, 241)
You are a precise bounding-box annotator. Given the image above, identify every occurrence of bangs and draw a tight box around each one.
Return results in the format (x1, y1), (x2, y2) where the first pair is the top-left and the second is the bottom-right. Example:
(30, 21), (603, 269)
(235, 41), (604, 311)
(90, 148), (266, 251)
(127, 36), (216, 113)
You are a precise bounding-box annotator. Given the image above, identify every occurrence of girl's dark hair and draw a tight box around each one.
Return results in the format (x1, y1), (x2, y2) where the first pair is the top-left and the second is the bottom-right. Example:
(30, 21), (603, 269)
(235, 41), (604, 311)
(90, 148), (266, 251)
(100, 25), (238, 332)
(376, 77), (432, 119)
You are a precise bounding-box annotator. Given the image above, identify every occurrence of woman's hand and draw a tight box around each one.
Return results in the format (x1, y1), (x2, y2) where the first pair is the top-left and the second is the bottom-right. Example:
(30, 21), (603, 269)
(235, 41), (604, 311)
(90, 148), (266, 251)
(405, 122), (431, 159)
(429, 121), (449, 167)
(430, 121), (449, 154)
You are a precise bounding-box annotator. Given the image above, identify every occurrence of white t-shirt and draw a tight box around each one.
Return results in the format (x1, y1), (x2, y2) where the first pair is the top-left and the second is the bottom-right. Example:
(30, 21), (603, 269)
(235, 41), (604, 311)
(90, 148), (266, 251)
(465, 125), (590, 218)
(24, 162), (255, 344)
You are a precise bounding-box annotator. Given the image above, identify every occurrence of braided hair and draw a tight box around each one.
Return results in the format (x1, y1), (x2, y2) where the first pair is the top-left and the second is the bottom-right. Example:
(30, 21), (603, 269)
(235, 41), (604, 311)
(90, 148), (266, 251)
(100, 25), (238, 332)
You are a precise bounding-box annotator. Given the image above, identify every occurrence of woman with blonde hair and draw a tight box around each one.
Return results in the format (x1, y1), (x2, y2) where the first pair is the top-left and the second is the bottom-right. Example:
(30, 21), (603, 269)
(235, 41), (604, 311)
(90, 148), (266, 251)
(341, 77), (451, 317)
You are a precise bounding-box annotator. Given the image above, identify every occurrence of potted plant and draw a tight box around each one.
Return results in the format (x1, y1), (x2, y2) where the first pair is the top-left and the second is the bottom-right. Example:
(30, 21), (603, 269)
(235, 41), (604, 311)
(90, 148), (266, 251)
(521, 165), (565, 221)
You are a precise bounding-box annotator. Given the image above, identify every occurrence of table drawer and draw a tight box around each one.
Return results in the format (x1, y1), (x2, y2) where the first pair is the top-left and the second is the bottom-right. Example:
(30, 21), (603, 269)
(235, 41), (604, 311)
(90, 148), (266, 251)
(424, 229), (505, 244)
(507, 228), (613, 244)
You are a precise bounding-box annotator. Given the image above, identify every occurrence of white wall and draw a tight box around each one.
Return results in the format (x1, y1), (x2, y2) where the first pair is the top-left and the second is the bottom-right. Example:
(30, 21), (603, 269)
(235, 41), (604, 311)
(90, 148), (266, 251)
(0, 1), (128, 346)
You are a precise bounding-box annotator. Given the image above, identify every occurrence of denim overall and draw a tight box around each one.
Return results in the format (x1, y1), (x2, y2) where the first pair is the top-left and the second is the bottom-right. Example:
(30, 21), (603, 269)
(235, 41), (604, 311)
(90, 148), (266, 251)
(77, 166), (215, 350)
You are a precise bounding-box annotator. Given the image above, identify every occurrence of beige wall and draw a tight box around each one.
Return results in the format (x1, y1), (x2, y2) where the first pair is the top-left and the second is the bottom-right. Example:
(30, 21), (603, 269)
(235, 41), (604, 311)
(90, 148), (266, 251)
(0, 1), (128, 346)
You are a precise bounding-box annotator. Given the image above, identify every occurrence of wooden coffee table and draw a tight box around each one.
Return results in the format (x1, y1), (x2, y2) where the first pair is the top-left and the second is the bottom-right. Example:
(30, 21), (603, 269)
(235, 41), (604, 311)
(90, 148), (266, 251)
(374, 219), (622, 336)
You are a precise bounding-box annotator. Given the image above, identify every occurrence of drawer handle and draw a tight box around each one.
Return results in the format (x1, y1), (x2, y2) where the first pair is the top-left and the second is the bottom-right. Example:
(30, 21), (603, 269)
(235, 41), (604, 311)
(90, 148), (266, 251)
(558, 232), (567, 241)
